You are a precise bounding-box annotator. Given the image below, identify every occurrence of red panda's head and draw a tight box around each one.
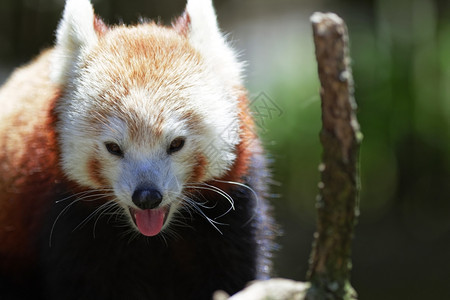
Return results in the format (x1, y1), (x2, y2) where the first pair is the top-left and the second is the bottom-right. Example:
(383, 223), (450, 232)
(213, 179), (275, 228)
(51, 0), (246, 236)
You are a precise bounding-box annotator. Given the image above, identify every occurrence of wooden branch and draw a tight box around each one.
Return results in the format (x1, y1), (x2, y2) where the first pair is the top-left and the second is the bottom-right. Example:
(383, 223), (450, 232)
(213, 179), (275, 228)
(213, 12), (361, 300)
(306, 12), (361, 300)
(213, 279), (309, 300)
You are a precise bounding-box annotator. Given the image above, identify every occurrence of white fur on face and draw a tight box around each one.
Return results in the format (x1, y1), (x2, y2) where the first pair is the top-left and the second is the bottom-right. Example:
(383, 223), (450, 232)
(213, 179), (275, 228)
(52, 0), (244, 234)
(101, 116), (184, 207)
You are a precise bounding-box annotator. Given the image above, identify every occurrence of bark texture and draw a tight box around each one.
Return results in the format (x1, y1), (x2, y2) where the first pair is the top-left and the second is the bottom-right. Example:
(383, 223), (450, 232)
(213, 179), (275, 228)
(213, 12), (361, 300)
(306, 12), (361, 300)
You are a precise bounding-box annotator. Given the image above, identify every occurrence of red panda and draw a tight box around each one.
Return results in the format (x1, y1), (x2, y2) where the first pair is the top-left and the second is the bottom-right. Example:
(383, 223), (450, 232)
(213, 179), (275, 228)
(0, 0), (275, 299)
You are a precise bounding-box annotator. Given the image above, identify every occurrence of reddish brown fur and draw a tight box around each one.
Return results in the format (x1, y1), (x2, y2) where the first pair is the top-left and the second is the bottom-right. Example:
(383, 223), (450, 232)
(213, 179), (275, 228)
(215, 91), (259, 187)
(190, 153), (208, 183)
(83, 24), (203, 142)
(87, 156), (108, 187)
(182, 109), (205, 132)
(0, 51), (64, 278)
(182, 90), (257, 188)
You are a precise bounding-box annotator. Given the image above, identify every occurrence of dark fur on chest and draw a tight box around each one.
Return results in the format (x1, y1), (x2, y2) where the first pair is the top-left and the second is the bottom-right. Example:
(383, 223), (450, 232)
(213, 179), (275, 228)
(2, 155), (275, 300)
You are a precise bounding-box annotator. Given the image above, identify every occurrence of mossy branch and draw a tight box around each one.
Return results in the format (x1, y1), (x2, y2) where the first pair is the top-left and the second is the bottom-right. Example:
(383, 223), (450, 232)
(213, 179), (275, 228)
(306, 12), (361, 300)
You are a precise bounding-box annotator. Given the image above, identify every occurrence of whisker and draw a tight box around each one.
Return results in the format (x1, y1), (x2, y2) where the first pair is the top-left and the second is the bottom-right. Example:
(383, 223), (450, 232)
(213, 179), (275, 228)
(213, 204), (234, 221)
(184, 184), (235, 211)
(194, 183), (235, 210)
(49, 191), (114, 246)
(183, 184), (236, 222)
(73, 193), (115, 203)
(211, 179), (261, 227)
(72, 198), (114, 233)
(55, 189), (114, 204)
(92, 202), (120, 238)
(181, 196), (226, 235)
(49, 198), (84, 247)
(178, 194), (215, 210)
(211, 179), (259, 205)
(107, 205), (128, 224)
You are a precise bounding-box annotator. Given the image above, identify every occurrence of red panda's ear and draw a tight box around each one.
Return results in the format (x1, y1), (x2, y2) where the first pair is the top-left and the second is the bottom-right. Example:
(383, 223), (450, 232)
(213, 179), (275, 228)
(94, 16), (109, 37)
(51, 0), (99, 86)
(173, 12), (191, 37)
(180, 0), (244, 89)
(183, 0), (222, 50)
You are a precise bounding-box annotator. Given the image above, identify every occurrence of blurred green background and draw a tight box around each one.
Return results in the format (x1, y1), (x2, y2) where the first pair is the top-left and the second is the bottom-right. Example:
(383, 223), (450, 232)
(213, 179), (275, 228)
(1, 0), (449, 299)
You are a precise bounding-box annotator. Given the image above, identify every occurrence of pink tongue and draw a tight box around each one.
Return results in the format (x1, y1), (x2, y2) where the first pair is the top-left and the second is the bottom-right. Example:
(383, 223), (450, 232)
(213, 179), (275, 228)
(134, 208), (166, 237)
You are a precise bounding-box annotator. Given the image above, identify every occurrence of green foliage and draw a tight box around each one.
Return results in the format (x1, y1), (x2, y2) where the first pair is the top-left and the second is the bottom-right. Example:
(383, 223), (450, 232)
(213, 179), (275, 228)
(250, 0), (450, 226)
(247, 2), (450, 297)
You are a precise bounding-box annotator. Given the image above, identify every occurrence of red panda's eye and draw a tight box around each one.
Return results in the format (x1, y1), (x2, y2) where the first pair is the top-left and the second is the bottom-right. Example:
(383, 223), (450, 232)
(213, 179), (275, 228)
(168, 137), (185, 154)
(105, 142), (123, 157)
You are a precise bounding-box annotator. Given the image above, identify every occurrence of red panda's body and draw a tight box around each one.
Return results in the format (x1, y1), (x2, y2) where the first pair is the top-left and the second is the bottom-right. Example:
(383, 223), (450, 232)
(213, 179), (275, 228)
(0, 51), (60, 274)
(0, 1), (275, 299)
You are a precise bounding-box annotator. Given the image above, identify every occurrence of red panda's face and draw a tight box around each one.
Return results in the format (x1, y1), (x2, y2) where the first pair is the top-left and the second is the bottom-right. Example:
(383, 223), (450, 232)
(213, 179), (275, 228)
(51, 0), (244, 236)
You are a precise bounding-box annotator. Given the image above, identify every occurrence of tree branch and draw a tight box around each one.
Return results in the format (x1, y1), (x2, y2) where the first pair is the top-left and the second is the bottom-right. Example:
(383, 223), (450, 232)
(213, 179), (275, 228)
(213, 12), (361, 300)
(306, 12), (361, 300)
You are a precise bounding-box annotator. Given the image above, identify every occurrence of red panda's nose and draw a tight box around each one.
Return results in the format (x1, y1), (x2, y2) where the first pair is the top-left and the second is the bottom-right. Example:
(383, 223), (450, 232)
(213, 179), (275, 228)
(132, 188), (163, 210)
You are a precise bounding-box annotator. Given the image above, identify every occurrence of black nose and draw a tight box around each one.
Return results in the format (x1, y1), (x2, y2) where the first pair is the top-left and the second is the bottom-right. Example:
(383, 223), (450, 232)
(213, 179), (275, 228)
(132, 188), (163, 210)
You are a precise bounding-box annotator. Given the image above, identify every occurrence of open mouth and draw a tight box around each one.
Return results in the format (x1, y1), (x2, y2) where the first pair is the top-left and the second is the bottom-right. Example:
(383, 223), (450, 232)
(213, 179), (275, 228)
(129, 205), (170, 237)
